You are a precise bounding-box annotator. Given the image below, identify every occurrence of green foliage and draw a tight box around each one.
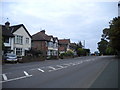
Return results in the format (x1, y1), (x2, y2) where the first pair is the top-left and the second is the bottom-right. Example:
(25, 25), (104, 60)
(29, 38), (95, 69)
(77, 48), (84, 56)
(98, 17), (120, 56)
(109, 17), (120, 52)
(59, 50), (74, 59)
(76, 41), (83, 50)
(105, 47), (115, 55)
(97, 39), (108, 55)
(66, 50), (74, 56)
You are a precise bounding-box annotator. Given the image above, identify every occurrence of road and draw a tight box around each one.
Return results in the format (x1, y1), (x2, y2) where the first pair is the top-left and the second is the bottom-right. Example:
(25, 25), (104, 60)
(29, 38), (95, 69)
(1, 56), (118, 88)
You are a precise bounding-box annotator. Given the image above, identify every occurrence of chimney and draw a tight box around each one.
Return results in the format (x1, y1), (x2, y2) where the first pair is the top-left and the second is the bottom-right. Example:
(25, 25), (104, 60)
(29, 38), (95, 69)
(41, 30), (45, 34)
(5, 21), (10, 30)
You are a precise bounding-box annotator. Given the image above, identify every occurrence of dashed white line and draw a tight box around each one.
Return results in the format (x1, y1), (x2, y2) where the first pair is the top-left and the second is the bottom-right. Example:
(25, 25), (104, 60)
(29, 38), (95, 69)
(63, 64), (71, 66)
(48, 66), (56, 70)
(56, 65), (64, 68)
(37, 68), (45, 72)
(23, 71), (30, 76)
(2, 74), (8, 81)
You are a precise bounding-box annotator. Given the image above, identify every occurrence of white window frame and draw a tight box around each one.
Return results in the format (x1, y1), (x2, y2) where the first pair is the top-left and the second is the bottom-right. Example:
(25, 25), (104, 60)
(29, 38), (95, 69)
(16, 48), (22, 55)
(26, 38), (29, 44)
(15, 35), (23, 44)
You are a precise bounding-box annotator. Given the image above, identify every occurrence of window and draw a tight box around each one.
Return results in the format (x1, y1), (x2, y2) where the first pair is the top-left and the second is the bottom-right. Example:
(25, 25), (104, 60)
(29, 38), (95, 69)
(4, 37), (9, 43)
(48, 42), (53, 47)
(26, 38), (29, 44)
(16, 48), (22, 55)
(15, 35), (23, 44)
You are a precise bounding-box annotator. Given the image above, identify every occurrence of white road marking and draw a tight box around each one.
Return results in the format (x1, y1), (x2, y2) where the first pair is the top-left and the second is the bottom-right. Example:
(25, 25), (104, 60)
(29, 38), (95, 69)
(56, 65), (64, 68)
(23, 71), (30, 76)
(37, 68), (45, 72)
(48, 66), (56, 70)
(71, 63), (76, 65)
(63, 64), (71, 66)
(2, 74), (8, 81)
(0, 75), (32, 83)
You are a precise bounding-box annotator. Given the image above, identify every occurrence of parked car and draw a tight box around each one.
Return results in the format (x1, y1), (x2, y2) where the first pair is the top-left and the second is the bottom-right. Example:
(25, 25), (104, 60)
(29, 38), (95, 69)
(4, 53), (18, 63)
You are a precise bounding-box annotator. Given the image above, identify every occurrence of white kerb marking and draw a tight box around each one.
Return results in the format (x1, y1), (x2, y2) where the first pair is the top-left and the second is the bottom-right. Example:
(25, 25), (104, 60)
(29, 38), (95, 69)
(38, 68), (45, 72)
(24, 71), (30, 76)
(0, 75), (32, 83)
(2, 74), (8, 81)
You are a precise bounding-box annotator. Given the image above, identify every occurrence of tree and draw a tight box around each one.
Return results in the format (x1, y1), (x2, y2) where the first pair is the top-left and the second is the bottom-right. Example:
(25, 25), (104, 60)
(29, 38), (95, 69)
(109, 17), (120, 53)
(77, 48), (84, 56)
(98, 17), (120, 56)
(97, 39), (108, 55)
(106, 47), (115, 55)
(76, 41), (83, 50)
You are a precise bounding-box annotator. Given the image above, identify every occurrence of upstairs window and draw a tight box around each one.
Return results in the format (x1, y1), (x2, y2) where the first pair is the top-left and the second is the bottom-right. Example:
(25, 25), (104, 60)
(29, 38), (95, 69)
(26, 38), (29, 44)
(15, 35), (23, 44)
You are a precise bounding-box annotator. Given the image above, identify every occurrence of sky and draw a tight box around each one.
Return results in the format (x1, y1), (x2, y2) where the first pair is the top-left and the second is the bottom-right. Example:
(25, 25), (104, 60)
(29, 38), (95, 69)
(0, 0), (118, 53)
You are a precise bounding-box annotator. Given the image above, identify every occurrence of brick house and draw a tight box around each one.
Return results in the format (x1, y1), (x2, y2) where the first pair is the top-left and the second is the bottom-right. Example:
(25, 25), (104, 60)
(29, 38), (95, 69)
(58, 39), (70, 54)
(1, 21), (31, 56)
(32, 30), (59, 58)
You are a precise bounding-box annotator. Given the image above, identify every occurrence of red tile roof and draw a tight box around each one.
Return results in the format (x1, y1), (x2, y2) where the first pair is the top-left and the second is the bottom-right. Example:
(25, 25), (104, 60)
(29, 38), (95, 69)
(58, 39), (70, 44)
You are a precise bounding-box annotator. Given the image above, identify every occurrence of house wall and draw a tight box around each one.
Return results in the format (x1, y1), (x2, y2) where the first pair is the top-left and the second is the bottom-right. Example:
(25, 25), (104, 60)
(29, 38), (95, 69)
(13, 26), (31, 56)
(32, 41), (47, 56)
(47, 40), (58, 56)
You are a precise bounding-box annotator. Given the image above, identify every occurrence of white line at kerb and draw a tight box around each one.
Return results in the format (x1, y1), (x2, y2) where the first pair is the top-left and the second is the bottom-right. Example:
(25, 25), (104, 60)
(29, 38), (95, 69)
(0, 75), (32, 83)
(38, 68), (45, 72)
(23, 71), (30, 76)
(2, 74), (8, 81)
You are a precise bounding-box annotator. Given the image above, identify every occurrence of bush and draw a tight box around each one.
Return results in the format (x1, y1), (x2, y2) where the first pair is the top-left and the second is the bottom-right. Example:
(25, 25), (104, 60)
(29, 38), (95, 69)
(66, 50), (74, 57)
(77, 48), (84, 56)
(59, 50), (74, 59)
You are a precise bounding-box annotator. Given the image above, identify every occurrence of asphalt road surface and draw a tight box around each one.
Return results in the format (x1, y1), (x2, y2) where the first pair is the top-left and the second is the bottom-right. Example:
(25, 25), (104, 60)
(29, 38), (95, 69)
(1, 56), (118, 88)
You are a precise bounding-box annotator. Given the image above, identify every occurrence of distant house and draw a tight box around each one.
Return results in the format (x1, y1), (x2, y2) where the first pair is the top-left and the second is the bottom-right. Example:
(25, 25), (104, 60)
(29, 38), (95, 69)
(70, 43), (77, 55)
(32, 30), (59, 58)
(1, 21), (31, 56)
(58, 39), (70, 54)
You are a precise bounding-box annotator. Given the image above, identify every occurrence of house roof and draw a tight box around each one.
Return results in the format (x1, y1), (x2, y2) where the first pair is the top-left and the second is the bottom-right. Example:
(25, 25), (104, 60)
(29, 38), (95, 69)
(1, 25), (14, 37)
(1, 23), (31, 38)
(53, 37), (58, 42)
(32, 30), (58, 42)
(32, 31), (50, 41)
(58, 39), (70, 45)
(10, 24), (31, 38)
(70, 43), (77, 47)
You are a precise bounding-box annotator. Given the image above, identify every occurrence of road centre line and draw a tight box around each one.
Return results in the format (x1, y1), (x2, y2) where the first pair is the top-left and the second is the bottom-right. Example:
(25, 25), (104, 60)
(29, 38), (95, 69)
(2, 74), (8, 81)
(0, 75), (32, 83)
(37, 68), (45, 72)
